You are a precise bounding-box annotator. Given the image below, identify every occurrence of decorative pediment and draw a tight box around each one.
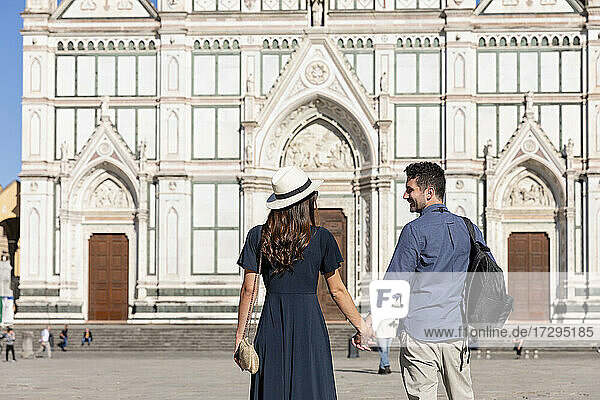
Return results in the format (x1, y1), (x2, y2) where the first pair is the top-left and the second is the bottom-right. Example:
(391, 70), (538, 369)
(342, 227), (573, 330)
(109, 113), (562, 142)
(475, 0), (583, 14)
(53, 0), (158, 19)
(491, 93), (566, 179)
(257, 34), (377, 127)
(65, 99), (140, 202)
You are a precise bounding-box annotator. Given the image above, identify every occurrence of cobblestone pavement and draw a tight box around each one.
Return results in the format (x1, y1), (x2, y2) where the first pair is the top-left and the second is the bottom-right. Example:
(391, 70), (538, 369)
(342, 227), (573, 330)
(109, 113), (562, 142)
(1, 350), (599, 399)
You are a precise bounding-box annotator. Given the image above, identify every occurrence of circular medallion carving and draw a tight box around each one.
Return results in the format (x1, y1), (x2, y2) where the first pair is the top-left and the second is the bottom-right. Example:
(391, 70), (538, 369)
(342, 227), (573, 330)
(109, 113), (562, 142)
(169, 182), (177, 191)
(98, 141), (112, 156)
(455, 180), (464, 190)
(305, 61), (329, 85)
(522, 138), (537, 153)
(30, 182), (38, 192)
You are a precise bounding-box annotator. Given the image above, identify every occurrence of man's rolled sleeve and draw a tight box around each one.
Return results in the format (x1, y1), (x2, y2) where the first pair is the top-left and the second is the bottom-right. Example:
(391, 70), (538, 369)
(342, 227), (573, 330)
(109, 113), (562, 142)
(384, 223), (419, 281)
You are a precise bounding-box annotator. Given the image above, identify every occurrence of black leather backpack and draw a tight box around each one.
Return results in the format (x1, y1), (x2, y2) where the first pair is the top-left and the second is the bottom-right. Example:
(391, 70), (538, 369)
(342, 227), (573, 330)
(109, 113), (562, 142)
(461, 217), (514, 328)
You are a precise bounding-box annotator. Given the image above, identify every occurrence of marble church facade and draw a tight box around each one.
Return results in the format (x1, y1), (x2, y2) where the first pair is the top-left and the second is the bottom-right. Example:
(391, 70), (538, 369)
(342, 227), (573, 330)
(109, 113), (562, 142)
(17, 0), (600, 323)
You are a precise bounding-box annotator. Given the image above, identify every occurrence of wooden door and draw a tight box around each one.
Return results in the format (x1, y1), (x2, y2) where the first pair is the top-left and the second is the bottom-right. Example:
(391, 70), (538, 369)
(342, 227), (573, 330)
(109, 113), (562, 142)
(317, 209), (348, 322)
(89, 234), (129, 321)
(508, 232), (550, 321)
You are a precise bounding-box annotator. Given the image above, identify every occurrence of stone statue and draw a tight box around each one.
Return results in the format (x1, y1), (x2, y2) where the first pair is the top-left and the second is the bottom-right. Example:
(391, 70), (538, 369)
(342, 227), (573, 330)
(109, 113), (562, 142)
(60, 141), (69, 161)
(525, 91), (534, 118)
(311, 0), (324, 26)
(379, 71), (389, 93)
(246, 73), (255, 95)
(101, 96), (111, 120)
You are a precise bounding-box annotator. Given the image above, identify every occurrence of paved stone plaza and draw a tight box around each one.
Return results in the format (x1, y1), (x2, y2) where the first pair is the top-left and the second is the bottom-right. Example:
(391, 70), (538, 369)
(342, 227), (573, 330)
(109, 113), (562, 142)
(1, 350), (598, 399)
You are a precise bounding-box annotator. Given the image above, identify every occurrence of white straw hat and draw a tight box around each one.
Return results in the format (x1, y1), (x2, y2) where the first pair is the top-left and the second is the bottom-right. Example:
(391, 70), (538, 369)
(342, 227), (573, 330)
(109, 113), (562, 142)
(266, 166), (323, 210)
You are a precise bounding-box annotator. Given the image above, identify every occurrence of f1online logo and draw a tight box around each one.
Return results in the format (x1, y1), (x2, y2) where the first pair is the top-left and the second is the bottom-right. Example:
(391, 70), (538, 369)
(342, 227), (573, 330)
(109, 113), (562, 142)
(369, 280), (410, 338)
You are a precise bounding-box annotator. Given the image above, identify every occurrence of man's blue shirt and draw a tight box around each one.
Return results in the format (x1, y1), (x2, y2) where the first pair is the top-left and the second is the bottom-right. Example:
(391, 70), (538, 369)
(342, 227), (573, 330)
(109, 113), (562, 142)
(384, 203), (493, 341)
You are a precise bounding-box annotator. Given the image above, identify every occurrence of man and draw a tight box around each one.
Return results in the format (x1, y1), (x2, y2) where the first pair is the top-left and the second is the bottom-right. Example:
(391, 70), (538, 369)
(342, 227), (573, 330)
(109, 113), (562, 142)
(37, 325), (51, 359)
(81, 328), (93, 346)
(58, 325), (68, 351)
(383, 162), (493, 400)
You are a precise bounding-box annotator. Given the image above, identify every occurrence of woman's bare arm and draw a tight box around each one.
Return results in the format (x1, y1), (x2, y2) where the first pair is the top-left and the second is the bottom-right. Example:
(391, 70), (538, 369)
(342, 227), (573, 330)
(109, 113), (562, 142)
(324, 269), (373, 341)
(235, 269), (259, 352)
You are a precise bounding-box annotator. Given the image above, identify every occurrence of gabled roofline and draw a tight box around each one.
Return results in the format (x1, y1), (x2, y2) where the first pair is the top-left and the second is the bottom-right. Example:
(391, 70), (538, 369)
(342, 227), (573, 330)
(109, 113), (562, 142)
(474, 0), (584, 15)
(52, 0), (159, 20)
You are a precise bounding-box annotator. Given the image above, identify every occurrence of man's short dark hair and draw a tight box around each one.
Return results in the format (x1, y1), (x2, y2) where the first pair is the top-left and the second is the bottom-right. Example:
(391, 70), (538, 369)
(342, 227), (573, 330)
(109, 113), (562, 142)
(405, 162), (446, 200)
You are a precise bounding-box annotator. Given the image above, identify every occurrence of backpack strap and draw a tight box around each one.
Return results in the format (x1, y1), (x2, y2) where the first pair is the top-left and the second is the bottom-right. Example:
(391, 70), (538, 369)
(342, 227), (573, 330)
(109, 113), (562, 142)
(461, 216), (477, 246)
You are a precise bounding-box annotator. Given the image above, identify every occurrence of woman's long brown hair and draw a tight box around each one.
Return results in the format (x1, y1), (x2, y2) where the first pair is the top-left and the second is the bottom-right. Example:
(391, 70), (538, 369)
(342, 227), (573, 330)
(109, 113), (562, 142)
(261, 192), (318, 275)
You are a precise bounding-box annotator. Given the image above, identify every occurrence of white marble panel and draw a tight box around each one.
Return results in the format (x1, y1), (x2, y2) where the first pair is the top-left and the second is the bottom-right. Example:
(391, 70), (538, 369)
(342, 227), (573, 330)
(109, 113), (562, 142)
(76, 108), (96, 153)
(356, 53), (374, 93)
(562, 51), (581, 92)
(117, 109), (136, 151)
(562, 104), (581, 155)
(477, 53), (496, 93)
(193, 184), (215, 227)
(540, 105), (560, 149)
(217, 107), (240, 158)
(166, 207), (179, 275)
(117, 56), (136, 96)
(56, 56), (75, 96)
(218, 55), (240, 95)
(261, 54), (279, 94)
(77, 56), (95, 96)
(395, 106), (417, 157)
(419, 107), (440, 157)
(396, 53), (416, 93)
(217, 184), (239, 227)
(498, 106), (517, 149)
(519, 52), (538, 92)
(498, 52), (517, 92)
(477, 106), (496, 157)
(138, 108), (156, 159)
(194, 55), (215, 95)
(138, 56), (156, 96)
(193, 230), (214, 274)
(419, 53), (439, 93)
(29, 112), (41, 156)
(193, 108), (216, 158)
(98, 56), (116, 96)
(540, 52), (559, 92)
(56, 109), (74, 159)
(217, 230), (239, 273)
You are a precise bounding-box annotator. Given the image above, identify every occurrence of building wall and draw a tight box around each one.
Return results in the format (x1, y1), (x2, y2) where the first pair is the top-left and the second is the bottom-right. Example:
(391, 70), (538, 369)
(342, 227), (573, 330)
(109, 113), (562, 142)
(17, 0), (600, 322)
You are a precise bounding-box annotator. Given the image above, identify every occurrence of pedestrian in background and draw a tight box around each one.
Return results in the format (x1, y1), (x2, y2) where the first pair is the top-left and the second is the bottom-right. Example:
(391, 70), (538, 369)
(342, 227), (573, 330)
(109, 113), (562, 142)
(58, 325), (68, 351)
(376, 337), (392, 374)
(81, 328), (93, 346)
(5, 327), (16, 362)
(36, 325), (51, 358)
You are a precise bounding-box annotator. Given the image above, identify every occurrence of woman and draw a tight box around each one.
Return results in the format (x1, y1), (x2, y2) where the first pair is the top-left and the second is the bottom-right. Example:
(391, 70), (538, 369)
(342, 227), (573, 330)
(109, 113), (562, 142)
(234, 166), (373, 400)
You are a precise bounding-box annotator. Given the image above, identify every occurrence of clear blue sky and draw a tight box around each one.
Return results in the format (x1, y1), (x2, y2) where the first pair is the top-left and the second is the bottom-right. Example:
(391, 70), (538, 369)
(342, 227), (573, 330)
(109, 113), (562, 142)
(0, 0), (158, 189)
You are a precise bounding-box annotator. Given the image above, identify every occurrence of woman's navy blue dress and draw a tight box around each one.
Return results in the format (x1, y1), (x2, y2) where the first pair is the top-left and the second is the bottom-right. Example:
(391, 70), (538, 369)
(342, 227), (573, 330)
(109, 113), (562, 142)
(237, 225), (343, 400)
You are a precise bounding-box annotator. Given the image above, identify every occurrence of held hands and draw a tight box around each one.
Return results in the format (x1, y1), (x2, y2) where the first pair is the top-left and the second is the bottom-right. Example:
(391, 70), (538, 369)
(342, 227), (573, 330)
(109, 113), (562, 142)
(352, 315), (377, 351)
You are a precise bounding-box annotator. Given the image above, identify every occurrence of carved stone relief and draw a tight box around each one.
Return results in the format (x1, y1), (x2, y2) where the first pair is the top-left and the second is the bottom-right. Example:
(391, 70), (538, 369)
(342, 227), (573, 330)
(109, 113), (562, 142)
(505, 176), (552, 207)
(305, 61), (330, 85)
(90, 179), (129, 209)
(283, 124), (354, 170)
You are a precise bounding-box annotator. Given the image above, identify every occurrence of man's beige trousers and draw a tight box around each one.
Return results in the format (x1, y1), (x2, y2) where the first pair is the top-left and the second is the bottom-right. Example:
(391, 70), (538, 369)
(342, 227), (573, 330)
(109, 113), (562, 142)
(399, 332), (474, 400)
